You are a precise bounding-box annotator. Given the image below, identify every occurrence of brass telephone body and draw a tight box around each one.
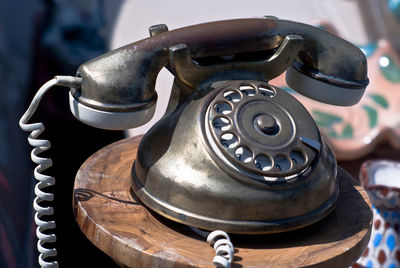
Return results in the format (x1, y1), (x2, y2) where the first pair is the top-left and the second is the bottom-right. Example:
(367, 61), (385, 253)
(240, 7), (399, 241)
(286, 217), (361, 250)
(70, 18), (368, 234)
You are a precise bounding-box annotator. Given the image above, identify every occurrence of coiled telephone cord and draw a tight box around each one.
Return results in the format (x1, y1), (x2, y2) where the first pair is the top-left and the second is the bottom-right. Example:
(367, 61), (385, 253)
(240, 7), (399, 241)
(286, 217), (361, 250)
(207, 230), (234, 268)
(20, 76), (233, 268)
(19, 76), (82, 268)
(190, 227), (234, 268)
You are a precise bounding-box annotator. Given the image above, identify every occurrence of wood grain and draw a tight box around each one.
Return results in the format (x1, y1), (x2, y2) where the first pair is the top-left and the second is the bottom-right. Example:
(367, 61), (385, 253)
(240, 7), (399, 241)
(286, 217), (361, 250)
(73, 136), (372, 267)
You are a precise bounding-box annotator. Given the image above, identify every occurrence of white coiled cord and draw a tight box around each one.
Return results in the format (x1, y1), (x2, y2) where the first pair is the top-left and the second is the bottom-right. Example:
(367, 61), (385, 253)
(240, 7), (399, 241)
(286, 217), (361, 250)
(207, 230), (235, 268)
(19, 76), (82, 268)
(20, 76), (233, 268)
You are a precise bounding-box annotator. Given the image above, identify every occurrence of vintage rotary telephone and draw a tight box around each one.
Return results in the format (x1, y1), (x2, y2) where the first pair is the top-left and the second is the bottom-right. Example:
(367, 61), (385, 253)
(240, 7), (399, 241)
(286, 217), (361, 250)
(20, 18), (368, 267)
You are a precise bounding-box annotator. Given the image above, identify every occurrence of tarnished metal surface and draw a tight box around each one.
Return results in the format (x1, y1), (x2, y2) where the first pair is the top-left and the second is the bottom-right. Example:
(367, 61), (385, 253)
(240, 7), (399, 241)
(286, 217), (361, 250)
(203, 80), (320, 185)
(73, 17), (368, 113)
(71, 17), (369, 233)
(132, 80), (338, 233)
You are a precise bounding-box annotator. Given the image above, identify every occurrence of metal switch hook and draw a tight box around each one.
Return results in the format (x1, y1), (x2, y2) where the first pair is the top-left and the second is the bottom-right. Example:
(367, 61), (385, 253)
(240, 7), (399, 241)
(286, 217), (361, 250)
(169, 35), (304, 88)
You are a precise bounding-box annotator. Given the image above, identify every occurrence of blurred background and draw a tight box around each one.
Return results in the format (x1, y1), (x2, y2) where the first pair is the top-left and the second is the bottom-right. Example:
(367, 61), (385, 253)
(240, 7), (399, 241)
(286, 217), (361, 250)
(1, 0), (400, 267)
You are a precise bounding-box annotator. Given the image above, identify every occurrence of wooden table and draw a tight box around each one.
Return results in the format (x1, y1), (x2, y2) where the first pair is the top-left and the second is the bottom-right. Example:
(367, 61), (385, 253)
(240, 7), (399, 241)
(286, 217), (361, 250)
(73, 136), (372, 267)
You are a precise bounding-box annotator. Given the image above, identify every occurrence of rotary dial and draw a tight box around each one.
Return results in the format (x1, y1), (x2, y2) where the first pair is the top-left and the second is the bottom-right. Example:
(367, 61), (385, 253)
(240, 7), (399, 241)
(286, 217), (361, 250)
(204, 81), (321, 183)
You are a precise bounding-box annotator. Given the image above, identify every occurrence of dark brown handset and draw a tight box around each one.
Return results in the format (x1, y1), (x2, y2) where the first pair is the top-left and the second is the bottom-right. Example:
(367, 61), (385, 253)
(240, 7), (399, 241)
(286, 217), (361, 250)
(70, 17), (368, 129)
(21, 17), (368, 267)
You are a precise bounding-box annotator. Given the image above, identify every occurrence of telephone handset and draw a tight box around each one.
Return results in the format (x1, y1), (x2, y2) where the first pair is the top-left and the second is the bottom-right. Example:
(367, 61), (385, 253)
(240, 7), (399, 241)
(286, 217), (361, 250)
(21, 18), (368, 267)
(70, 18), (368, 130)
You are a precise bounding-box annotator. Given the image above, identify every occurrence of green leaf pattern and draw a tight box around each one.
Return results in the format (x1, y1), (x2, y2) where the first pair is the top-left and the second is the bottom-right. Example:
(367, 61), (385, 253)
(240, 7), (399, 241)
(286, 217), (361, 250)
(363, 105), (378, 128)
(341, 124), (353, 138)
(369, 94), (389, 109)
(310, 91), (390, 139)
(312, 111), (342, 128)
(312, 110), (351, 139)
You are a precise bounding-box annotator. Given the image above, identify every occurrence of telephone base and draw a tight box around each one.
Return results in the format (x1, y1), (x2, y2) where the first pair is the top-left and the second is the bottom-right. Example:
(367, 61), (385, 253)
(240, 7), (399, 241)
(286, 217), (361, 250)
(73, 135), (372, 268)
(131, 165), (339, 234)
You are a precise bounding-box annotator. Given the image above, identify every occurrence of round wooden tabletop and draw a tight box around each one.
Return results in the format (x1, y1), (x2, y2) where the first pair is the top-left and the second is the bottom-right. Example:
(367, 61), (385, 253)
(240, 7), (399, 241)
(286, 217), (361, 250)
(73, 136), (372, 268)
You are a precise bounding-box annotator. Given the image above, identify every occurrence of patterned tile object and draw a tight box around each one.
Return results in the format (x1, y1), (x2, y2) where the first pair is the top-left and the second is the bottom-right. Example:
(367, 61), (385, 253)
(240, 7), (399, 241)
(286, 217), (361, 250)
(355, 205), (400, 267)
(354, 160), (400, 267)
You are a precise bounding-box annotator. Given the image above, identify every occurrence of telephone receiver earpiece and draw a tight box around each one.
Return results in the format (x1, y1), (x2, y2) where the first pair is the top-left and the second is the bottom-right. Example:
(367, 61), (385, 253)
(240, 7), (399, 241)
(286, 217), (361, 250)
(69, 18), (368, 130)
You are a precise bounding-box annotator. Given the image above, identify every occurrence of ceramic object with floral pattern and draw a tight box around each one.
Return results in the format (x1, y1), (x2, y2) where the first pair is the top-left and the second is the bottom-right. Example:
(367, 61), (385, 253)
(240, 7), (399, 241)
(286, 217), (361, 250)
(271, 40), (400, 160)
(355, 160), (400, 268)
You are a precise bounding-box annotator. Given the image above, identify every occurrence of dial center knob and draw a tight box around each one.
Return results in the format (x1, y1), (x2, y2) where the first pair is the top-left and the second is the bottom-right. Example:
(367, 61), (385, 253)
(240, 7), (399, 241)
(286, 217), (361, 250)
(255, 114), (279, 135)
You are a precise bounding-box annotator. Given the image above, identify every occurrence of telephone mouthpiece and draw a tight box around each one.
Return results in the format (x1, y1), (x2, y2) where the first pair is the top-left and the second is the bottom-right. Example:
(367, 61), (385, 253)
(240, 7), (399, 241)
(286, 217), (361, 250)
(68, 70), (157, 130)
(69, 91), (156, 130)
(67, 43), (160, 130)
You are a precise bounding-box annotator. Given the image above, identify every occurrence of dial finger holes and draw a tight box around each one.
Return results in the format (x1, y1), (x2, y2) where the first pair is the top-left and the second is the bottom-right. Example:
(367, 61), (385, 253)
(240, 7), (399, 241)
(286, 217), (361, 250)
(239, 85), (256, 96)
(259, 84), (275, 97)
(235, 146), (253, 163)
(224, 90), (241, 102)
(220, 133), (238, 149)
(290, 150), (306, 165)
(213, 117), (231, 131)
(274, 155), (291, 172)
(214, 101), (232, 115)
(254, 154), (273, 171)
